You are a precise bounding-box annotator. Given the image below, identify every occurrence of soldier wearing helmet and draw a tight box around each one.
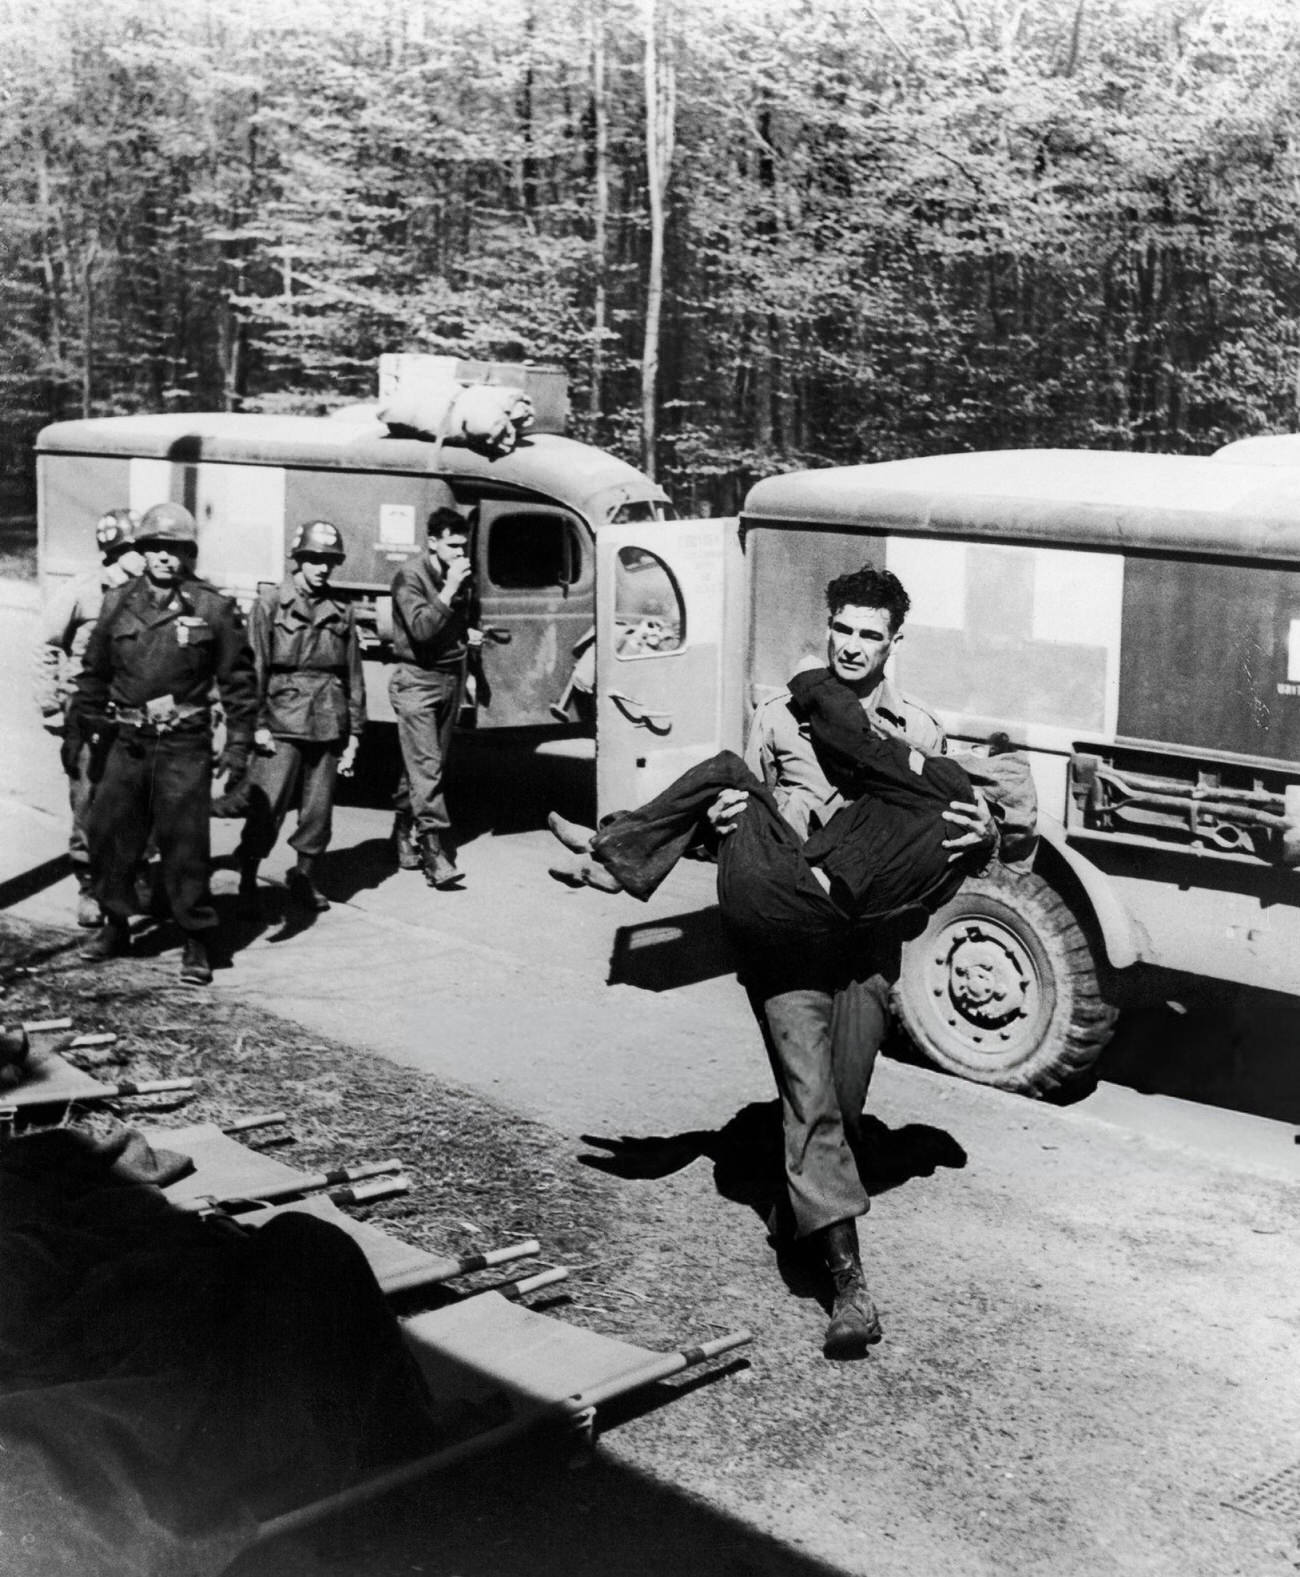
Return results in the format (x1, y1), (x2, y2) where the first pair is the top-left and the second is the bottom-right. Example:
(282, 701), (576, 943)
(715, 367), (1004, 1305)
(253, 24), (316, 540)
(34, 507), (145, 927)
(233, 519), (366, 913)
(74, 501), (258, 985)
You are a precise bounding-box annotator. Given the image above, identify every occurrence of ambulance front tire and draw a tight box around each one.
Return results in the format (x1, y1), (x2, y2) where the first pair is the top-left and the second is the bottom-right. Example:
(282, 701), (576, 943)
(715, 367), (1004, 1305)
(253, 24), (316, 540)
(892, 868), (1119, 1099)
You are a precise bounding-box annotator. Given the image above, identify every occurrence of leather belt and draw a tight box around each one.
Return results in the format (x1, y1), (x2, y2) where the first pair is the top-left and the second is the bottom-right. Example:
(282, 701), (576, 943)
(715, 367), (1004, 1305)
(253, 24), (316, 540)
(111, 702), (210, 733)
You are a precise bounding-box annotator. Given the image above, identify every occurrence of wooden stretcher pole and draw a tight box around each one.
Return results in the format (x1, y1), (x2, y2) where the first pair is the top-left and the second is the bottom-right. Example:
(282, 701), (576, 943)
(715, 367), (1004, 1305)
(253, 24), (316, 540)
(497, 1266), (568, 1299)
(566, 1329), (753, 1412)
(222, 1112), (289, 1134)
(380, 1239), (543, 1297)
(108, 1078), (196, 1096)
(253, 1326), (753, 1546)
(176, 1159), (405, 1214)
(255, 1412), (550, 1545)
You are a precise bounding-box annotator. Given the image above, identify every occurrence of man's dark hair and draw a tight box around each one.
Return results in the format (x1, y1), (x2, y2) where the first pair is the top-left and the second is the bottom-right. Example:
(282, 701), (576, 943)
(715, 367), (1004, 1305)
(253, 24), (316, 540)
(825, 566), (910, 632)
(427, 506), (468, 539)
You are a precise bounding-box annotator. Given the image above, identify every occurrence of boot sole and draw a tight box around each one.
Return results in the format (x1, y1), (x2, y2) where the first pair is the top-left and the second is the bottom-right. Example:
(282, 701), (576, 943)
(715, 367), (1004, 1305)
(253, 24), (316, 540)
(822, 1314), (883, 1359)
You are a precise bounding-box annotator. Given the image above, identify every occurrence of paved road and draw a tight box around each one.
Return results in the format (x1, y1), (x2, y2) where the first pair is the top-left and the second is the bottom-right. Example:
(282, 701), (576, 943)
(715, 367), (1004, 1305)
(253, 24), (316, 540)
(2, 584), (1298, 1576)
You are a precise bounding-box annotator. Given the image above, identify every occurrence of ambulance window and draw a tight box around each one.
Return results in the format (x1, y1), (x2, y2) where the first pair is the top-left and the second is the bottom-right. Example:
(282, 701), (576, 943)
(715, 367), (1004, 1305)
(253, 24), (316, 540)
(613, 546), (684, 658)
(610, 500), (675, 524)
(486, 513), (581, 589)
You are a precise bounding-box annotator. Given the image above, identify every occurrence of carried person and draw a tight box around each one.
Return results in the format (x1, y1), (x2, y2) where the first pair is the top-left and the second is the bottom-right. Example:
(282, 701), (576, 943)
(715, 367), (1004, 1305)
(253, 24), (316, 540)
(234, 520), (367, 914)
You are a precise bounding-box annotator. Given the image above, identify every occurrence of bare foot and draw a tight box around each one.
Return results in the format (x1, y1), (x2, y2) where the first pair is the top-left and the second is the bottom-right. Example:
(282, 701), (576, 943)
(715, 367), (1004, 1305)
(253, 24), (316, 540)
(548, 812), (596, 854)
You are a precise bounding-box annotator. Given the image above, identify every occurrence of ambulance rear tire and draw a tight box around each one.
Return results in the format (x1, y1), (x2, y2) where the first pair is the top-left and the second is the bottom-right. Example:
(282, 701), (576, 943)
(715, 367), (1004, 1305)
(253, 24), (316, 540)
(893, 868), (1118, 1098)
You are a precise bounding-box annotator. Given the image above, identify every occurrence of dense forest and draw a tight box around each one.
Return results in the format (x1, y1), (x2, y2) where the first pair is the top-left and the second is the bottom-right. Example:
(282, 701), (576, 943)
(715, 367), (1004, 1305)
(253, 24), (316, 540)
(2, 0), (1299, 514)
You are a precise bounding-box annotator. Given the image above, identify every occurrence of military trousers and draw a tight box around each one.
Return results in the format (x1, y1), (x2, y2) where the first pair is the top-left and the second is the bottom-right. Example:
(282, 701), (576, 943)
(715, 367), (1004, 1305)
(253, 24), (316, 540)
(389, 664), (463, 840)
(64, 731), (97, 873)
(88, 726), (216, 932)
(743, 964), (895, 1240)
(238, 738), (340, 864)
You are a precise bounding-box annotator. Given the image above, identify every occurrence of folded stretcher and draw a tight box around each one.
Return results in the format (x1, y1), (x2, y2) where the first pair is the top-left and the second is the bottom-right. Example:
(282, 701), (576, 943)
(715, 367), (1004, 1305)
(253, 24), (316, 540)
(140, 1121), (752, 1543)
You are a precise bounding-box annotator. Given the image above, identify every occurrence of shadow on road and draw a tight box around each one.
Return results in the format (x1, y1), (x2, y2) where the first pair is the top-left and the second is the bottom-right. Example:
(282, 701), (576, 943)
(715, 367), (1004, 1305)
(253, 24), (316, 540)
(579, 1102), (967, 1326)
(608, 903), (734, 991)
(315, 838), (401, 906)
(580, 1100), (967, 1223)
(230, 1434), (852, 1577)
(1086, 973), (1300, 1124)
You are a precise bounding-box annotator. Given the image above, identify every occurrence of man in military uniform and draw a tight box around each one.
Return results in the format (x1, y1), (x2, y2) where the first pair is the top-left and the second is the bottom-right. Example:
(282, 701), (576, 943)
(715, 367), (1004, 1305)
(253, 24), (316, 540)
(74, 502), (257, 985)
(711, 566), (994, 1358)
(389, 506), (477, 889)
(235, 520), (366, 913)
(34, 509), (144, 927)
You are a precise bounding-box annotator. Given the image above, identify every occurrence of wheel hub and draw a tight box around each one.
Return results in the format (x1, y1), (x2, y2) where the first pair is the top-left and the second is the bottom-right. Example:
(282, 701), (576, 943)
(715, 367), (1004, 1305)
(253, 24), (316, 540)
(943, 924), (1030, 1029)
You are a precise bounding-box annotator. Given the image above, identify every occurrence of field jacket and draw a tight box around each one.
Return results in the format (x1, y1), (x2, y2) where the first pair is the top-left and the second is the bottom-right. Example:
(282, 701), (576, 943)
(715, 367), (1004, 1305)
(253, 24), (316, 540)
(389, 553), (470, 670)
(249, 578), (367, 742)
(75, 574), (257, 742)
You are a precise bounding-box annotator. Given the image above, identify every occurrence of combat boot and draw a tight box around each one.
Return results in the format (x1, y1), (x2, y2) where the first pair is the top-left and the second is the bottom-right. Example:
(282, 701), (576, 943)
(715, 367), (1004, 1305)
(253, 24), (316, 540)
(74, 872), (103, 929)
(421, 832), (464, 890)
(392, 813), (421, 871)
(820, 1218), (883, 1359)
(79, 917), (130, 963)
(179, 935), (213, 986)
(286, 856), (330, 912)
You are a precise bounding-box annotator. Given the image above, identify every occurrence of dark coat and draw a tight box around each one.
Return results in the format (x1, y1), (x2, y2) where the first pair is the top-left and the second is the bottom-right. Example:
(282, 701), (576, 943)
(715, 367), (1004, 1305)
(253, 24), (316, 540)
(76, 574), (257, 742)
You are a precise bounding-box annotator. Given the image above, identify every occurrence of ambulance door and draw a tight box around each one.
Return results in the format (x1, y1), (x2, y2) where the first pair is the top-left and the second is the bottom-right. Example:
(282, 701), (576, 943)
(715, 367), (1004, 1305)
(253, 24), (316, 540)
(474, 501), (593, 729)
(595, 519), (743, 816)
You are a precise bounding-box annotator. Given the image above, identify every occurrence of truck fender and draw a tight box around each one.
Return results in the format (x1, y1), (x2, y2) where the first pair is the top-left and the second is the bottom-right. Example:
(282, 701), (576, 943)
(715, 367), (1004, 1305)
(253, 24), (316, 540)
(1033, 818), (1143, 971)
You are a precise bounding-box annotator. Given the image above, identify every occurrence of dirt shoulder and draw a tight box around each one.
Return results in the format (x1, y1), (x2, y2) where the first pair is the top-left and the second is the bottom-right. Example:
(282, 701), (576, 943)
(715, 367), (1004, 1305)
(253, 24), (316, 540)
(2, 916), (1297, 1577)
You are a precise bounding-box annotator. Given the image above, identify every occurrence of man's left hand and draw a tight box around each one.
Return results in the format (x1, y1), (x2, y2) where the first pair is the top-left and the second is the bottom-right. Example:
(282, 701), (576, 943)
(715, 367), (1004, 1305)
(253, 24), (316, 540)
(338, 738), (359, 778)
(941, 792), (997, 862)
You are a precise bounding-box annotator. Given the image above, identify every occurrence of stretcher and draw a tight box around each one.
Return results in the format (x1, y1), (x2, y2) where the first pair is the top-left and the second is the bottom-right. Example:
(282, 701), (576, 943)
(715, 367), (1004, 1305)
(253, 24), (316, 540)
(135, 1121), (753, 1542)
(0, 1028), (195, 1116)
(1, 1052), (193, 1107)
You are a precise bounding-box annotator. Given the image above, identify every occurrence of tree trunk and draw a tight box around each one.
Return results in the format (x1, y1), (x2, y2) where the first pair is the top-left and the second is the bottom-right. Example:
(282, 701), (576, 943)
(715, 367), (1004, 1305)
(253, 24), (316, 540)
(589, 0), (609, 422)
(640, 0), (676, 480)
(80, 245), (98, 417)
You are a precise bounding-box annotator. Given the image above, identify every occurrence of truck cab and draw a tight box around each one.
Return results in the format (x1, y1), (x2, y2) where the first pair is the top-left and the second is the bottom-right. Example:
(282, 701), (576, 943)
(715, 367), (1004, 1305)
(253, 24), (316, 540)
(593, 450), (1300, 1095)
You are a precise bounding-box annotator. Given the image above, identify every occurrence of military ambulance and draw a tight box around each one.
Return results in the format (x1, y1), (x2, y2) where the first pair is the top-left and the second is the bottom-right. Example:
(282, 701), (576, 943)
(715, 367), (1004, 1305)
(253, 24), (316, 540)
(35, 356), (671, 735)
(595, 450), (1300, 1096)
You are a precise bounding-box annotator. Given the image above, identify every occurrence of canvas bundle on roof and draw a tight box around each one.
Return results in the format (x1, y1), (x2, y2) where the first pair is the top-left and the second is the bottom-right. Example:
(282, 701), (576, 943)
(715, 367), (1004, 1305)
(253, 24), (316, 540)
(376, 353), (569, 457)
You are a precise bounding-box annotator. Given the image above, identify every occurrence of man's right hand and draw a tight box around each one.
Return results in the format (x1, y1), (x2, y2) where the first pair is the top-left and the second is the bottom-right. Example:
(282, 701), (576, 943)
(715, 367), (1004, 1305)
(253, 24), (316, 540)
(707, 787), (749, 837)
(443, 554), (472, 600)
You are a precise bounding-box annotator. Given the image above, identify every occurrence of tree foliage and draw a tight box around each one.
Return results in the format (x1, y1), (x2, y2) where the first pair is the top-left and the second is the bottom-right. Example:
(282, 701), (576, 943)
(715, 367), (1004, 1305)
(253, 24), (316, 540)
(2, 0), (1299, 513)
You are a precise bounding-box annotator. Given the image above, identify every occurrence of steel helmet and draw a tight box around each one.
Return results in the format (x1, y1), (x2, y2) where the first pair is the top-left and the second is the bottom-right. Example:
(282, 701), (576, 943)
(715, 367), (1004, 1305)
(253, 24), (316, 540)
(94, 507), (140, 560)
(290, 519), (346, 560)
(137, 501), (198, 549)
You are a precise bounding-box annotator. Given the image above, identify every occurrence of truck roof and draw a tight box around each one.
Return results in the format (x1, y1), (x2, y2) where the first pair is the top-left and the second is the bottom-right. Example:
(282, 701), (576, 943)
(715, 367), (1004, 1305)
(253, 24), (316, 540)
(1211, 433), (1300, 468)
(743, 448), (1300, 564)
(35, 413), (669, 526)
